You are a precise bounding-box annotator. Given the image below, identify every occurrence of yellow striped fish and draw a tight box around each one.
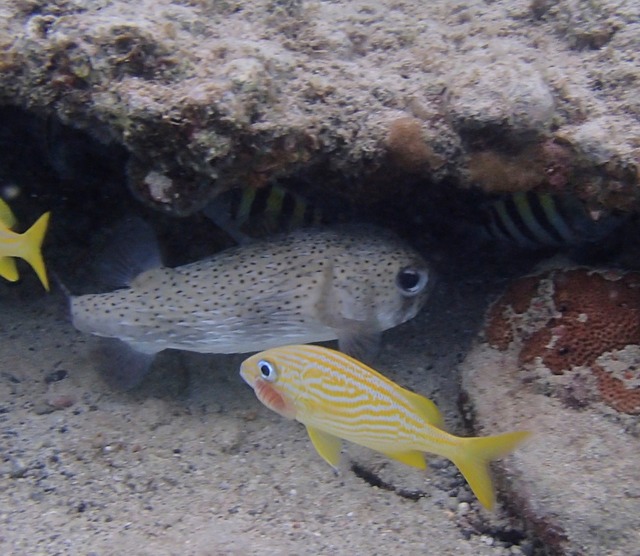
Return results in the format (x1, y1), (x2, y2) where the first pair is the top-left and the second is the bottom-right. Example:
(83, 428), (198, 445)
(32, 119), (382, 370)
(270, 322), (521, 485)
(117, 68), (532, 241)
(240, 344), (530, 510)
(0, 198), (50, 291)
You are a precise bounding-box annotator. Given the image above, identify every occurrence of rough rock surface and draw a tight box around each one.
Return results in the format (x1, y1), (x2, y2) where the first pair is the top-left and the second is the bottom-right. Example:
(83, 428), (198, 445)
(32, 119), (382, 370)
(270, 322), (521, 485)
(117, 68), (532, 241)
(0, 0), (638, 214)
(462, 266), (640, 554)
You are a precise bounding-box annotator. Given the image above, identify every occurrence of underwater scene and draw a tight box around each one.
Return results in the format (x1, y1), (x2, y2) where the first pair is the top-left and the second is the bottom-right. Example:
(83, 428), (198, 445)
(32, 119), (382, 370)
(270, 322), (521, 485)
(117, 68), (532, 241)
(1, 1), (640, 555)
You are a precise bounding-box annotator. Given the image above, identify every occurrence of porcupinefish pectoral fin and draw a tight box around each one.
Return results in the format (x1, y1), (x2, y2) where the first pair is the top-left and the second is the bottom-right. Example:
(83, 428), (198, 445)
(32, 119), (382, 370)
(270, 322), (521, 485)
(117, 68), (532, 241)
(316, 264), (382, 363)
(95, 217), (162, 290)
(97, 337), (157, 390)
(306, 425), (342, 468)
(338, 328), (381, 364)
(379, 449), (427, 470)
(0, 256), (19, 282)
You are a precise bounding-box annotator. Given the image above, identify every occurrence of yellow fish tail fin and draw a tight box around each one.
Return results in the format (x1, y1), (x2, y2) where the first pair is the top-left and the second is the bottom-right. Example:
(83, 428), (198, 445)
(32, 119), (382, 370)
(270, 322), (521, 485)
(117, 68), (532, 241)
(20, 211), (51, 291)
(452, 430), (531, 510)
(0, 256), (19, 282)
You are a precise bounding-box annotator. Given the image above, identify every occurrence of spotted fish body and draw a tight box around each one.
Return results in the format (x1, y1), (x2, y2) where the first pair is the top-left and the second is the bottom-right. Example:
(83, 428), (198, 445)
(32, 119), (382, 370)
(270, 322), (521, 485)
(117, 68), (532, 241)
(71, 223), (431, 387)
(240, 345), (530, 509)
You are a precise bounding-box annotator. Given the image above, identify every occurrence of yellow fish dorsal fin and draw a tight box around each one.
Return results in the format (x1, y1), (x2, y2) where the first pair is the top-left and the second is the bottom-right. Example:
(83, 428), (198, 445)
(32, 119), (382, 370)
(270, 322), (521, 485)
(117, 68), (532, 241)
(306, 425), (342, 468)
(0, 256), (19, 282)
(0, 198), (17, 229)
(380, 449), (427, 470)
(403, 390), (444, 429)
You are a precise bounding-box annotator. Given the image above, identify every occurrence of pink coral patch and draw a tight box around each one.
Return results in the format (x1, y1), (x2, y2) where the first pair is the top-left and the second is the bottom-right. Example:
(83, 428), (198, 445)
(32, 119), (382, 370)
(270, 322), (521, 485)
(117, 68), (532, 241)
(483, 268), (640, 415)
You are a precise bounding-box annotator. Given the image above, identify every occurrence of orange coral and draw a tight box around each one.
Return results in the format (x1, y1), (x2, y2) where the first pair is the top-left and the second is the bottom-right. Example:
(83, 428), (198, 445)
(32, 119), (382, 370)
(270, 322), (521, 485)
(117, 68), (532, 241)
(522, 270), (640, 373)
(593, 365), (640, 415)
(483, 268), (640, 414)
(485, 275), (541, 350)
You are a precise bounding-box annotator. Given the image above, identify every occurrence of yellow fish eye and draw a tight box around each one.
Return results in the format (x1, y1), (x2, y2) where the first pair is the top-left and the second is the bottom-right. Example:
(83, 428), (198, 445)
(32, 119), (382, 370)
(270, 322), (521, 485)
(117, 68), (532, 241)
(258, 359), (277, 382)
(395, 267), (429, 297)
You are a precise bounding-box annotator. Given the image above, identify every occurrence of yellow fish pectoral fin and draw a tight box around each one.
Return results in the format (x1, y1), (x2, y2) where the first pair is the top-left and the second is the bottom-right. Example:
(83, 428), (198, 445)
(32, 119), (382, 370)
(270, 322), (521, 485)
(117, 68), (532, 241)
(380, 449), (427, 470)
(452, 430), (531, 510)
(0, 256), (19, 282)
(306, 426), (342, 468)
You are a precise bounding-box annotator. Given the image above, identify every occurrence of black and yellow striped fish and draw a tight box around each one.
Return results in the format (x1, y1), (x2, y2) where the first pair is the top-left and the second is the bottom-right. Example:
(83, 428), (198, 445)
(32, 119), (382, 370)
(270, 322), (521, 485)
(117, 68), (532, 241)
(482, 191), (621, 249)
(205, 183), (332, 243)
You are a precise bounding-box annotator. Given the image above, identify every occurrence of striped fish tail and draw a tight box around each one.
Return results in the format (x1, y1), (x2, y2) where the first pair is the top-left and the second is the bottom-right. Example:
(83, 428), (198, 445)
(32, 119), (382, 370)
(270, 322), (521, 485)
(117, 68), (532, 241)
(451, 430), (531, 510)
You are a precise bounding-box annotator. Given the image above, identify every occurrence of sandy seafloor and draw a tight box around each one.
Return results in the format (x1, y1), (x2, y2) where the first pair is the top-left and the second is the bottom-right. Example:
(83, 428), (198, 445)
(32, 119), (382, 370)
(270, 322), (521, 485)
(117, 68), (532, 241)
(0, 260), (538, 555)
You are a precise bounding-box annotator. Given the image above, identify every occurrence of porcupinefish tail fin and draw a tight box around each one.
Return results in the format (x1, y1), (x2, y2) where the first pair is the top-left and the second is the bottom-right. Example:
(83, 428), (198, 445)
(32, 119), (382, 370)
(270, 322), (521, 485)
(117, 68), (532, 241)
(0, 256), (19, 282)
(96, 217), (162, 290)
(98, 337), (156, 390)
(451, 430), (531, 510)
(20, 211), (51, 291)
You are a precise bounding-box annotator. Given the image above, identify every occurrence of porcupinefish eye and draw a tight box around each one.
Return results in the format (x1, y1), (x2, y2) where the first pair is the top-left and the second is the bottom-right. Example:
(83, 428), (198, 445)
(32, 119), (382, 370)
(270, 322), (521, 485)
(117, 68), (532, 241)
(258, 359), (277, 382)
(395, 267), (429, 297)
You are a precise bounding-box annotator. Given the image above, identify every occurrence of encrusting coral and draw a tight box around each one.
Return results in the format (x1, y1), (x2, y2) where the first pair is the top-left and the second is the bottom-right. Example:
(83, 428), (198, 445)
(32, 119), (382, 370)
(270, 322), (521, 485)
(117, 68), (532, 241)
(484, 268), (640, 415)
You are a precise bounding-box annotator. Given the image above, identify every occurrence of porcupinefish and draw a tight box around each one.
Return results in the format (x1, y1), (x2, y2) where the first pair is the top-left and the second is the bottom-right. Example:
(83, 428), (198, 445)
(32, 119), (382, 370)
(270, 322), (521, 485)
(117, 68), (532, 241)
(482, 191), (622, 250)
(71, 220), (432, 388)
(240, 344), (530, 509)
(0, 198), (50, 291)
